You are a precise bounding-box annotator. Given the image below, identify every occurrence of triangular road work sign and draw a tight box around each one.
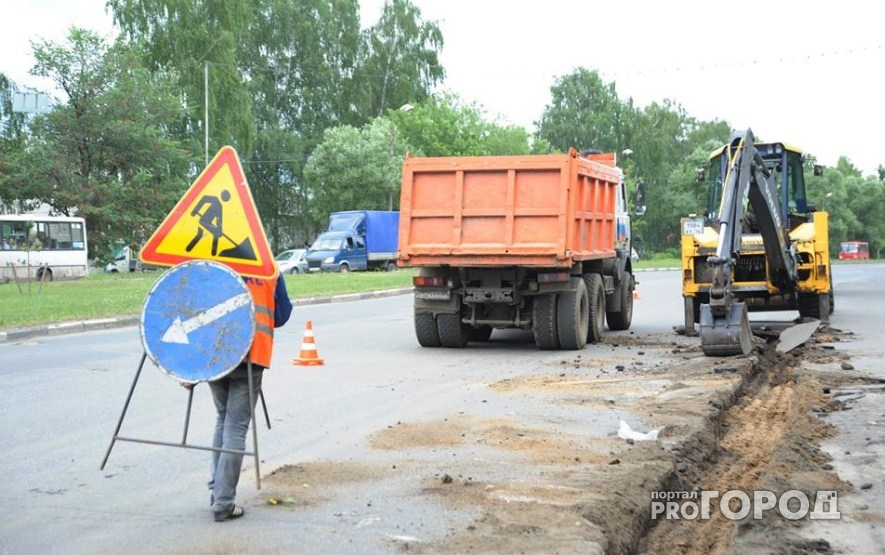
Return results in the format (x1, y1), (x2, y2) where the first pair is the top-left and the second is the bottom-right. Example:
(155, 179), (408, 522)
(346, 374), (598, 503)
(140, 146), (277, 278)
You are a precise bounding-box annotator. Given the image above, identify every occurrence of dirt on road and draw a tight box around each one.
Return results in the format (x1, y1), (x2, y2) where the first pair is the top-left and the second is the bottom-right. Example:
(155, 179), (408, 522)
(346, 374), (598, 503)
(262, 326), (876, 554)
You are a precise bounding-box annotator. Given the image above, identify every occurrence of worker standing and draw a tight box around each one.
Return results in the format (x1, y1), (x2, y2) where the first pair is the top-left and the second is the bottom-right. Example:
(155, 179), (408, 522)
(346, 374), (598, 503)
(207, 272), (292, 521)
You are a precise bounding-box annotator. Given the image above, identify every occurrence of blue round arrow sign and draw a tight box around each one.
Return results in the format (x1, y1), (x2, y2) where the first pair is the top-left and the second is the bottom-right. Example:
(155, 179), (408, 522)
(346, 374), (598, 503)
(140, 260), (255, 382)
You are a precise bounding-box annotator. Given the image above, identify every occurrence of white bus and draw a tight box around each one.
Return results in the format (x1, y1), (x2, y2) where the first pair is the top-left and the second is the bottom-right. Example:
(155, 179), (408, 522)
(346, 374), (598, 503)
(0, 215), (89, 282)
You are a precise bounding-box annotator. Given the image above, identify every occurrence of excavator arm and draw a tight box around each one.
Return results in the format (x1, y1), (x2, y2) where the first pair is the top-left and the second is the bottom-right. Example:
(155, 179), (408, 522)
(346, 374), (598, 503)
(701, 129), (798, 356)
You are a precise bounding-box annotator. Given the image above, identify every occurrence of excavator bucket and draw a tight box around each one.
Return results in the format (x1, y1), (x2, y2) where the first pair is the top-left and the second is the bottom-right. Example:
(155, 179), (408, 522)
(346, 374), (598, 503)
(699, 301), (753, 356)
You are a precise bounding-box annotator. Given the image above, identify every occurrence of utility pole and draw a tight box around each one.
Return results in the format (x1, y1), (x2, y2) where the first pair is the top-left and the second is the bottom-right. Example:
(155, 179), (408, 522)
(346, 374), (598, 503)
(204, 61), (209, 165)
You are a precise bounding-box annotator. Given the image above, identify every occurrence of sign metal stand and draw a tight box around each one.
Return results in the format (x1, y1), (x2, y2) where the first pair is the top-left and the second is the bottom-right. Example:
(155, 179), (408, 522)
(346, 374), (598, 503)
(100, 260), (266, 489)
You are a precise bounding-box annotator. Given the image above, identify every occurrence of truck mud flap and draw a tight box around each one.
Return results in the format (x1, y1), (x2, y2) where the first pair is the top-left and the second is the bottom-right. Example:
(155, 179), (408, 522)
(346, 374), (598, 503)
(699, 301), (753, 357)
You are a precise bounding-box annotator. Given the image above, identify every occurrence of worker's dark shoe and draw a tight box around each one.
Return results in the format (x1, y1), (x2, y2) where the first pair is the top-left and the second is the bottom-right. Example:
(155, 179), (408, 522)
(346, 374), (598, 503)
(213, 504), (245, 522)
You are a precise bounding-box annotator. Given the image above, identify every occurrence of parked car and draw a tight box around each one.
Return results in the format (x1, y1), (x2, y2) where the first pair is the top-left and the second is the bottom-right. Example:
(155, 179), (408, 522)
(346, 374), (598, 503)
(274, 248), (308, 274)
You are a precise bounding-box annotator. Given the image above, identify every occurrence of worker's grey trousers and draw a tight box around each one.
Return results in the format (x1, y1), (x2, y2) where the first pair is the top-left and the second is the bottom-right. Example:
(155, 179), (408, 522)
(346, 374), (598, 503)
(208, 366), (263, 512)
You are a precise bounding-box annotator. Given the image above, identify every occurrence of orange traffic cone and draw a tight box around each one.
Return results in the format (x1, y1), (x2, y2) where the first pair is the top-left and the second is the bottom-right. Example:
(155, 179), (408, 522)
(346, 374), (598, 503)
(292, 320), (325, 366)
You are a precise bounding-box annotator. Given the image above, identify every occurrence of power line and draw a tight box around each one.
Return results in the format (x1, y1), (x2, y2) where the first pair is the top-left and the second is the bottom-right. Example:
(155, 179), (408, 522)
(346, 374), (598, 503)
(446, 43), (884, 82)
(600, 44), (884, 79)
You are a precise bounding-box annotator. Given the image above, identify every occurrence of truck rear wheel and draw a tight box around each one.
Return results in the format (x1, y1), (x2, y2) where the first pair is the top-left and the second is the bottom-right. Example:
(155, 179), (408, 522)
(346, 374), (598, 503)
(533, 293), (560, 350)
(584, 274), (605, 344)
(557, 277), (589, 350)
(437, 313), (469, 348)
(414, 312), (441, 347)
(606, 273), (633, 331)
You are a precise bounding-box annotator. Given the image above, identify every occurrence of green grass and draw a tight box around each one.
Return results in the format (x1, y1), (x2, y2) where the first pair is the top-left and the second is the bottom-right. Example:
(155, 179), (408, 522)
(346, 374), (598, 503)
(634, 257), (680, 270)
(0, 269), (417, 331)
(0, 258), (684, 331)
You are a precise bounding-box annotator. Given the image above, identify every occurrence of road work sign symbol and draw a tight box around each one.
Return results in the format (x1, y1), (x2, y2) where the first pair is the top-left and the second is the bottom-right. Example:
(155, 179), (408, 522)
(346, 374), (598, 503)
(140, 146), (277, 278)
(140, 260), (255, 382)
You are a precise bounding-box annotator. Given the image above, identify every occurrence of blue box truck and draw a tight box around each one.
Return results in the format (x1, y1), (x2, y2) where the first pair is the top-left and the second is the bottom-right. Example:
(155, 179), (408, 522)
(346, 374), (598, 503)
(306, 210), (400, 273)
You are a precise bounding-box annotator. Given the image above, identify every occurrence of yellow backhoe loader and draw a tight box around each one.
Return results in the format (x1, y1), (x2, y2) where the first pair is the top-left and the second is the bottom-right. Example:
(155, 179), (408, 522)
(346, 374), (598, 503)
(680, 129), (832, 356)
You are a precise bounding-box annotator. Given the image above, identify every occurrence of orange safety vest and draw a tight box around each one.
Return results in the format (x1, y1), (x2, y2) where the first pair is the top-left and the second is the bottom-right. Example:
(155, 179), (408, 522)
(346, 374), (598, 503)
(244, 275), (276, 368)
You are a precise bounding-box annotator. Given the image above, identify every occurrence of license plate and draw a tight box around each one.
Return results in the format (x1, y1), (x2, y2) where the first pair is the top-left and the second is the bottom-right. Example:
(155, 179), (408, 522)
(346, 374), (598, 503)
(415, 289), (451, 300)
(682, 218), (705, 236)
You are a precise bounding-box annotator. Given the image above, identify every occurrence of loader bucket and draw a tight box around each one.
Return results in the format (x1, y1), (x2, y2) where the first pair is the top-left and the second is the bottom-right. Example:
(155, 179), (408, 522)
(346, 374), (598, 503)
(699, 301), (753, 356)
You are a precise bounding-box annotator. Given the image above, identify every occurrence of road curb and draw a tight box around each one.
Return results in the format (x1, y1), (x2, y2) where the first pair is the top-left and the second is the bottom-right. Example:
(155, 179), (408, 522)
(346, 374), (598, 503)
(0, 287), (415, 344)
(0, 274), (677, 344)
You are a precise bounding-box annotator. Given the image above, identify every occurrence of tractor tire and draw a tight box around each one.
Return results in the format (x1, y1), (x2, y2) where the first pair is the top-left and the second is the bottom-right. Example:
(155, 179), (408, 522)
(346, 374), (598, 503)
(797, 292), (824, 319)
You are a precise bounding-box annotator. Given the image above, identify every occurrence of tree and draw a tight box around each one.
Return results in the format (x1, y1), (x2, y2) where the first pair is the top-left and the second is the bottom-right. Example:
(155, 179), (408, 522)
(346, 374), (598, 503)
(0, 74), (34, 213)
(353, 0), (445, 120)
(9, 28), (195, 261)
(110, 0), (255, 153)
(390, 93), (531, 157)
(537, 68), (730, 253)
(301, 95), (534, 235)
(110, 0), (446, 253)
(303, 117), (408, 228)
(537, 68), (636, 154)
(246, 128), (314, 251)
(626, 103), (730, 252)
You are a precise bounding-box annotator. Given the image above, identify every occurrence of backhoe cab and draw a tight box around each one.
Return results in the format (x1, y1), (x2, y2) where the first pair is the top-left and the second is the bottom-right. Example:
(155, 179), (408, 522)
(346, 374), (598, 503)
(681, 129), (832, 356)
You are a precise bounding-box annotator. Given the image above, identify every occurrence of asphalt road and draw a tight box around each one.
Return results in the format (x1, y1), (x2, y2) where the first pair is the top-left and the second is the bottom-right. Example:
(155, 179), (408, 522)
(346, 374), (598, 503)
(0, 265), (881, 554)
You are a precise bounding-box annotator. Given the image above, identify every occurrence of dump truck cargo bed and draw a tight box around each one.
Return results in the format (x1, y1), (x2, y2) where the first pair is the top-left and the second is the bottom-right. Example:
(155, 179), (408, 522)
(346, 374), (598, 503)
(398, 150), (622, 268)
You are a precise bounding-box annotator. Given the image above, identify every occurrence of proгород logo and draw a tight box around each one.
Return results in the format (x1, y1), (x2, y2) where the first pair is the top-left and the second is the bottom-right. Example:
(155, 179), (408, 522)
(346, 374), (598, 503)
(651, 490), (840, 521)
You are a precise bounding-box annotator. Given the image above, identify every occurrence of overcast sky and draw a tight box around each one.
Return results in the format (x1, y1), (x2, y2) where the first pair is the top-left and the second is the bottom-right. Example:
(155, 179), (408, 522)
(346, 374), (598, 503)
(4, 1), (883, 175)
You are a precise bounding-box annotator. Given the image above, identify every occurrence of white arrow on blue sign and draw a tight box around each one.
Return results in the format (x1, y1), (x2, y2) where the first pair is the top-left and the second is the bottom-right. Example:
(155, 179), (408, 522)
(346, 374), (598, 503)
(140, 260), (255, 382)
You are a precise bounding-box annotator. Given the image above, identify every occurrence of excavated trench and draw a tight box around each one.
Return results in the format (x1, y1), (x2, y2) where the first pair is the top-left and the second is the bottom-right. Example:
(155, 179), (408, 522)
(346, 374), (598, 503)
(260, 325), (868, 555)
(408, 326), (863, 555)
(633, 330), (855, 555)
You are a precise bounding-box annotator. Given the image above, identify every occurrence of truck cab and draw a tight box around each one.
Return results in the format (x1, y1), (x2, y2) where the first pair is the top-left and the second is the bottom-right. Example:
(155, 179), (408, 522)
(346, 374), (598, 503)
(105, 245), (136, 273)
(306, 230), (364, 273)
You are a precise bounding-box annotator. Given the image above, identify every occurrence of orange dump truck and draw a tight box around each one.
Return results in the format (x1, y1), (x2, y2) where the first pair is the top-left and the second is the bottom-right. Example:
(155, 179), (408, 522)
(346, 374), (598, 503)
(397, 148), (635, 350)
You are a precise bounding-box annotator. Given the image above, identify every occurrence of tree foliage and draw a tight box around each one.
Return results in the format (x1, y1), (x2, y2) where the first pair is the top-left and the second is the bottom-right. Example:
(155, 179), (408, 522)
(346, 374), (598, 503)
(538, 68), (635, 154)
(108, 0), (445, 253)
(391, 94), (531, 157)
(538, 68), (732, 253)
(109, 0), (254, 153)
(0, 74), (32, 213)
(5, 29), (195, 261)
(303, 117), (406, 229)
(354, 0), (445, 119)
(807, 160), (885, 257)
(2, 6), (881, 261)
